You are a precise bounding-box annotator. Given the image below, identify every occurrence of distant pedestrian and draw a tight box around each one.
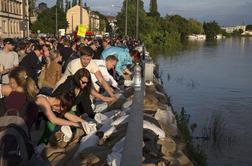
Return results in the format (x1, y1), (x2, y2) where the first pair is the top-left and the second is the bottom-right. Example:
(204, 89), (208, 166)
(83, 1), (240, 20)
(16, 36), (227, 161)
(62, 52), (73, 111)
(0, 38), (19, 84)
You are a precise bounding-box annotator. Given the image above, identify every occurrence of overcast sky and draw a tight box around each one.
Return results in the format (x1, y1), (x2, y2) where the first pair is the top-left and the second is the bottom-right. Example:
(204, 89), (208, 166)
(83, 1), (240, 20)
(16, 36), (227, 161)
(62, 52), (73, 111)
(37, 0), (252, 26)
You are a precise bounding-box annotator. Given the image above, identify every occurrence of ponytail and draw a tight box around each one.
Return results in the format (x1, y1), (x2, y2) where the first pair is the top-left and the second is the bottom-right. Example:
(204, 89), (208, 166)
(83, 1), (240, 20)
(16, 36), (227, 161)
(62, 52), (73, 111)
(25, 77), (38, 101)
(9, 67), (38, 101)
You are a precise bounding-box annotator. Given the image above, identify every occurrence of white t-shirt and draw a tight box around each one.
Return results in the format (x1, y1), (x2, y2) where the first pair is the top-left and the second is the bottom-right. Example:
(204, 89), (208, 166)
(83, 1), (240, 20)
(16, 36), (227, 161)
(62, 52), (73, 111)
(91, 60), (118, 91)
(0, 50), (19, 84)
(54, 58), (100, 89)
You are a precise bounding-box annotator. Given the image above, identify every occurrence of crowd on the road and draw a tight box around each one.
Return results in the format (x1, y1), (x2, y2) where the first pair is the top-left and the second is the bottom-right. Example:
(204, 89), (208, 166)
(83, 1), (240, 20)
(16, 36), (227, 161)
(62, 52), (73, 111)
(0, 35), (143, 146)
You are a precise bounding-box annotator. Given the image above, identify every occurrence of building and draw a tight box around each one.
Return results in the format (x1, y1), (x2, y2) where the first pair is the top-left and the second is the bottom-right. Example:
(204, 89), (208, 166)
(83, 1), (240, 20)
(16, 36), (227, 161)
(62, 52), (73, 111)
(0, 0), (29, 38)
(187, 34), (206, 41)
(89, 11), (100, 34)
(66, 5), (89, 34)
(222, 25), (246, 33)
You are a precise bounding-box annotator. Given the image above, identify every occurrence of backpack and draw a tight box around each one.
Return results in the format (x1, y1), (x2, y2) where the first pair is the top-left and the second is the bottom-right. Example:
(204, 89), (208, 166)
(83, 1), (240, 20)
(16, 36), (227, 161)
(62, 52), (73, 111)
(0, 116), (34, 166)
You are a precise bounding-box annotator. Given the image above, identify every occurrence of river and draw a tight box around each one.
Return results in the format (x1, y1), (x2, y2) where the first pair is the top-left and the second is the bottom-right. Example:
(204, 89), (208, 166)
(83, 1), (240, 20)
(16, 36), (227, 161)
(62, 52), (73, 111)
(155, 37), (252, 166)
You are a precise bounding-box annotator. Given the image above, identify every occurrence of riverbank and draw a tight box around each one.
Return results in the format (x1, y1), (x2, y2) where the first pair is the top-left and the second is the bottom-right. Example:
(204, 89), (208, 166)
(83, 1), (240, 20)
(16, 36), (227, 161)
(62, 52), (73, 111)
(143, 52), (206, 166)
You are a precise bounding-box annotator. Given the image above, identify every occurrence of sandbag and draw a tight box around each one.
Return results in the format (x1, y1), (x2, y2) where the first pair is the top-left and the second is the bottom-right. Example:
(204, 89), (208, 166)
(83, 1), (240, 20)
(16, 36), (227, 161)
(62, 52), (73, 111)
(143, 120), (165, 139)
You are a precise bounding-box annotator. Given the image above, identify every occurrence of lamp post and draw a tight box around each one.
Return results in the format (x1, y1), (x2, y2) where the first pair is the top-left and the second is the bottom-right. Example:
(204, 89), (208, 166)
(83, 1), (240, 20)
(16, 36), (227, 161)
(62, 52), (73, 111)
(56, 0), (58, 37)
(125, 0), (128, 37)
(136, 0), (139, 40)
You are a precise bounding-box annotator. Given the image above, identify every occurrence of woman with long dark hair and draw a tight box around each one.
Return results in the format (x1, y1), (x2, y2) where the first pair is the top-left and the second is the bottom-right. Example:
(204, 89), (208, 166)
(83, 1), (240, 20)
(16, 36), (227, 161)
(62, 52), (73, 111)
(52, 68), (113, 118)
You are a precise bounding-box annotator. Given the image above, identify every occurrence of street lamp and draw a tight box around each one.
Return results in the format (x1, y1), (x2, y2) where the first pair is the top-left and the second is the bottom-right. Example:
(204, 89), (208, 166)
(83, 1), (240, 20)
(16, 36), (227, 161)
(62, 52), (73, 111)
(136, 0), (139, 40)
(56, 1), (58, 37)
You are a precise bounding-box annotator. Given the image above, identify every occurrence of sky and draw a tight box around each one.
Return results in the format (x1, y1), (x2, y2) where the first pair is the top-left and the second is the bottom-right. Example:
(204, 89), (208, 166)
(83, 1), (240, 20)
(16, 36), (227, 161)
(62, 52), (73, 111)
(37, 0), (252, 26)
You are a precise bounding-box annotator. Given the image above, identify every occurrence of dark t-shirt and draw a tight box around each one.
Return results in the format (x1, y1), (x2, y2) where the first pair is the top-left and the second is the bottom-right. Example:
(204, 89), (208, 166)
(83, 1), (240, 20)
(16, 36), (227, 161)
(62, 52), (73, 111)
(19, 52), (42, 84)
(59, 47), (74, 63)
(52, 76), (94, 117)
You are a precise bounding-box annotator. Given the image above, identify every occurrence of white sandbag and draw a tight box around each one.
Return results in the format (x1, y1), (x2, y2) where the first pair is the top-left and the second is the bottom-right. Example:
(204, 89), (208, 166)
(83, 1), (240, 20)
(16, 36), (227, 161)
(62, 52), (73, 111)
(103, 126), (117, 139)
(111, 115), (129, 126)
(154, 109), (177, 125)
(94, 102), (108, 113)
(74, 133), (99, 158)
(107, 152), (121, 166)
(112, 137), (125, 153)
(81, 121), (97, 135)
(122, 99), (133, 109)
(143, 120), (166, 139)
(94, 113), (110, 124)
(124, 80), (134, 87)
(61, 126), (73, 142)
(103, 110), (120, 118)
(104, 110), (126, 120)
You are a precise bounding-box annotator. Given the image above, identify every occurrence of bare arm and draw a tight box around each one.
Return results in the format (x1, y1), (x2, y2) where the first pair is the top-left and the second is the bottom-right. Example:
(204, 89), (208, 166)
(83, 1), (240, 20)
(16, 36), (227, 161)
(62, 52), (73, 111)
(90, 88), (114, 102)
(1, 84), (12, 97)
(35, 97), (79, 127)
(64, 112), (85, 123)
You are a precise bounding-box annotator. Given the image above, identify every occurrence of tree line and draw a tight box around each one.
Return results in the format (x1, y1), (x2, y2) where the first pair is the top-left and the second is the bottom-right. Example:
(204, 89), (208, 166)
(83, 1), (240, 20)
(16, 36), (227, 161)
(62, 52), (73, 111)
(115, 0), (246, 49)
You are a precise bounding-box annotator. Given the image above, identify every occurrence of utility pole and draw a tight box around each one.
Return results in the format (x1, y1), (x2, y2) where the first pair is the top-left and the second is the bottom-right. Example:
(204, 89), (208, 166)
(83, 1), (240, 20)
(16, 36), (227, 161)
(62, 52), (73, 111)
(125, 0), (128, 37)
(22, 0), (26, 38)
(56, 0), (58, 37)
(136, 0), (139, 40)
(80, 0), (83, 24)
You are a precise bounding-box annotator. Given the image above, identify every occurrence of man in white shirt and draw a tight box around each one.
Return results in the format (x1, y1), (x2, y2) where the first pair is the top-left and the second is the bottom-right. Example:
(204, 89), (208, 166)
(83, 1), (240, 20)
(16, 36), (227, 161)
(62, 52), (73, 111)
(54, 46), (117, 100)
(92, 55), (119, 92)
(0, 38), (19, 84)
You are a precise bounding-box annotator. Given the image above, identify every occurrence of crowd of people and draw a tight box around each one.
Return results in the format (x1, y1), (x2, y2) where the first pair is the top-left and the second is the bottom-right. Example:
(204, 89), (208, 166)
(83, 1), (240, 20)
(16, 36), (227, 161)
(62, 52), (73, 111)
(0, 35), (143, 146)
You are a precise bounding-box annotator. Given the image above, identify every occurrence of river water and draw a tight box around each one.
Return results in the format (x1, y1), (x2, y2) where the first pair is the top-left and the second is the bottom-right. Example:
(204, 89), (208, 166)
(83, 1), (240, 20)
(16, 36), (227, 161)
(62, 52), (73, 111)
(155, 37), (252, 166)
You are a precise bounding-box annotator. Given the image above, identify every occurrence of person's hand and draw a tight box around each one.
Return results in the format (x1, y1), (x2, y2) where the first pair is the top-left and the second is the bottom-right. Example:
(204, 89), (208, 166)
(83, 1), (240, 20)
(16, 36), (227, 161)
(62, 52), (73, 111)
(72, 122), (82, 128)
(101, 96), (114, 103)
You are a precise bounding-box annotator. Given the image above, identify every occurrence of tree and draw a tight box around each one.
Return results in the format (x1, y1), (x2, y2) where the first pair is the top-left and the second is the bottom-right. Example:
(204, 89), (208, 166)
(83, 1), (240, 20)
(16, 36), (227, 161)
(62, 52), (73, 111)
(246, 25), (252, 31)
(187, 19), (203, 34)
(203, 21), (221, 40)
(149, 0), (160, 17)
(116, 0), (146, 37)
(28, 0), (36, 17)
(65, 0), (71, 11)
(72, 0), (77, 6)
(31, 6), (68, 34)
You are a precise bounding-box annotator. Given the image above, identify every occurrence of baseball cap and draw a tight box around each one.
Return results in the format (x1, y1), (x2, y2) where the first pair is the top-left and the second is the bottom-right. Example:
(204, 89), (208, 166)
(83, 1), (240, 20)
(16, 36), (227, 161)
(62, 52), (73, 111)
(3, 38), (16, 46)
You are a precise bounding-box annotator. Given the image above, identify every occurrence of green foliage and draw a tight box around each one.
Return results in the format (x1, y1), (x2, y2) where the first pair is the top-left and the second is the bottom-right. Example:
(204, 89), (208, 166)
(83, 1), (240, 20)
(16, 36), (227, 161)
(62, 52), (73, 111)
(175, 108), (207, 166)
(246, 25), (252, 31)
(28, 0), (36, 17)
(149, 0), (160, 17)
(116, 0), (146, 37)
(116, 0), (204, 50)
(92, 11), (109, 32)
(31, 6), (68, 34)
(72, 0), (77, 6)
(188, 19), (204, 34)
(232, 29), (243, 36)
(203, 21), (221, 40)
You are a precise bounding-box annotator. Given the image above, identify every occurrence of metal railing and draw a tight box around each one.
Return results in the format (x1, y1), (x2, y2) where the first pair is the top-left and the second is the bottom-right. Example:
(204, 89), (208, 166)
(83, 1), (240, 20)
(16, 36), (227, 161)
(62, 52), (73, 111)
(121, 80), (144, 166)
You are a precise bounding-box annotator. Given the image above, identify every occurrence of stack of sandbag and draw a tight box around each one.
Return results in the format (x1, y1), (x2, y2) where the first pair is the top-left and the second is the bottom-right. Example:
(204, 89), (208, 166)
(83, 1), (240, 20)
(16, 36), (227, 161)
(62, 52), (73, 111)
(142, 81), (193, 166)
(40, 88), (135, 166)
